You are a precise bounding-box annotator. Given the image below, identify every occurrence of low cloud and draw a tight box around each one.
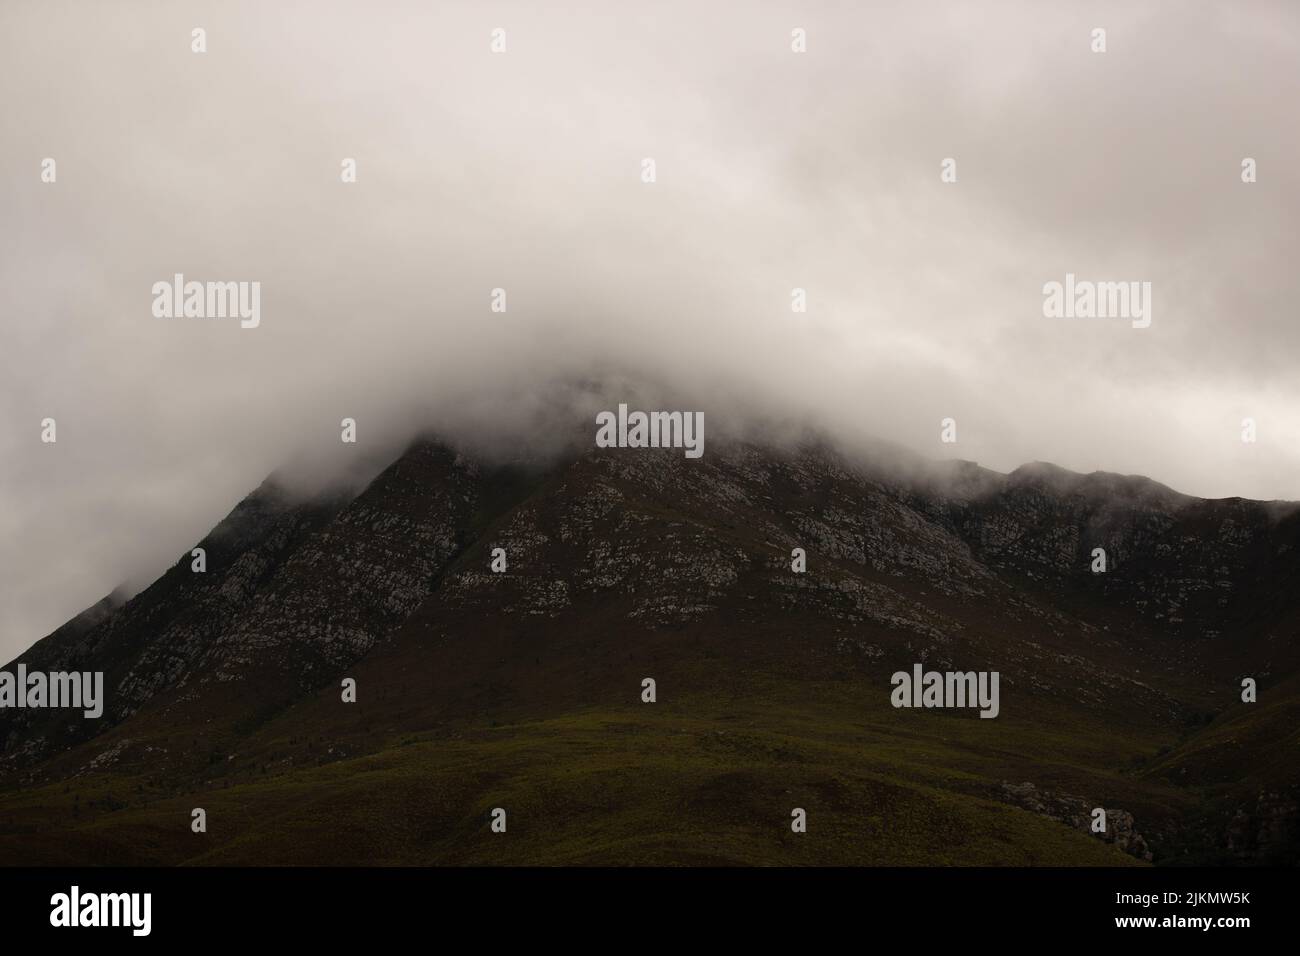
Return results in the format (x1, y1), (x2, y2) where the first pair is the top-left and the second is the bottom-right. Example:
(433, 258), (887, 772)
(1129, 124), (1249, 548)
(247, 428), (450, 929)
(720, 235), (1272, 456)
(2, 0), (1298, 656)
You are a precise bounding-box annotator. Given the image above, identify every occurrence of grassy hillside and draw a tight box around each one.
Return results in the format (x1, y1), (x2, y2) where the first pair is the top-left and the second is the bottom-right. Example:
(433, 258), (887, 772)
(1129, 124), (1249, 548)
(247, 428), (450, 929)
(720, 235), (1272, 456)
(0, 687), (1157, 866)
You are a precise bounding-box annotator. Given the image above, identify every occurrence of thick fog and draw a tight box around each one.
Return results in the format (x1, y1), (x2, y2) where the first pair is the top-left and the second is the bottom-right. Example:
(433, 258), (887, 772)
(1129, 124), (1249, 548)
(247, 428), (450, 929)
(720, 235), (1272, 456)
(2, 0), (1298, 658)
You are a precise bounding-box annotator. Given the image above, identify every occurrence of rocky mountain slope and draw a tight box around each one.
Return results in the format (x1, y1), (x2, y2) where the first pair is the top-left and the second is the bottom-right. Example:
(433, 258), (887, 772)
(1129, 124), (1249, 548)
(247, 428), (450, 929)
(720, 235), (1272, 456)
(1, 433), (1296, 865)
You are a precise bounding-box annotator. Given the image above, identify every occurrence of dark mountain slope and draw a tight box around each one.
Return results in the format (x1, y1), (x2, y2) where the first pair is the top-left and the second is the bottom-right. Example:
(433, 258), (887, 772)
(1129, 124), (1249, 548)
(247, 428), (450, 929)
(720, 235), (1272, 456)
(0, 479), (347, 765)
(0, 434), (1295, 865)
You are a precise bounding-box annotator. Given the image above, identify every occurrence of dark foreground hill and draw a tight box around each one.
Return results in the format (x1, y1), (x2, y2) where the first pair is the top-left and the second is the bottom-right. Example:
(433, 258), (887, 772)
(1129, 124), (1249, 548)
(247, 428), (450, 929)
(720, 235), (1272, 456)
(1, 435), (1297, 865)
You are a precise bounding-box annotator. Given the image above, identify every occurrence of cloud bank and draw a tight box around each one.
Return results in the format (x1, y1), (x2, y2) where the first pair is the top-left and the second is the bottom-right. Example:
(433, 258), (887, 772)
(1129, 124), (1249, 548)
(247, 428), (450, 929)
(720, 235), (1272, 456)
(2, 0), (1298, 657)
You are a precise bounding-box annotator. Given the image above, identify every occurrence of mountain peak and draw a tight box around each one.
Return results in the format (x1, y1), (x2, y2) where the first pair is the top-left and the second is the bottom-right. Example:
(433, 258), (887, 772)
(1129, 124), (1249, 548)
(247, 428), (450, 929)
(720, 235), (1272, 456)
(3, 430), (1298, 865)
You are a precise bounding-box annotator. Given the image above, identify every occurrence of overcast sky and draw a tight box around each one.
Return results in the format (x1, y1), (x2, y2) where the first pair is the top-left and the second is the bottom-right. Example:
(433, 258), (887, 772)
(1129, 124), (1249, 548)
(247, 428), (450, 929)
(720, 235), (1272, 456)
(2, 0), (1298, 659)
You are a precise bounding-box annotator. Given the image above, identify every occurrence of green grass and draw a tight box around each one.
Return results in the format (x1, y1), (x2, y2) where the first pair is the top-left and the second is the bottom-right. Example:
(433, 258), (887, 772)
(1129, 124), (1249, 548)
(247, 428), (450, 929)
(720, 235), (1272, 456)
(0, 690), (1157, 866)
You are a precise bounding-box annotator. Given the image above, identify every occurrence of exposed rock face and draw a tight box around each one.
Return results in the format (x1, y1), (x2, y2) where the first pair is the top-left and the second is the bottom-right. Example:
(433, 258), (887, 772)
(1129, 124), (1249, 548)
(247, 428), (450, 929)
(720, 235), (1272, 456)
(197, 442), (481, 684)
(1, 480), (346, 759)
(1001, 781), (1153, 862)
(1, 442), (484, 765)
(1226, 791), (1300, 863)
(2, 433), (1297, 863)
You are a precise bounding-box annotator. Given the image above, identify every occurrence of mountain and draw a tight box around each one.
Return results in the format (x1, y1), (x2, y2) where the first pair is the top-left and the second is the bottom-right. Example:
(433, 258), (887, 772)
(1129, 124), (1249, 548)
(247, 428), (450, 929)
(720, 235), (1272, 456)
(1, 432), (1297, 865)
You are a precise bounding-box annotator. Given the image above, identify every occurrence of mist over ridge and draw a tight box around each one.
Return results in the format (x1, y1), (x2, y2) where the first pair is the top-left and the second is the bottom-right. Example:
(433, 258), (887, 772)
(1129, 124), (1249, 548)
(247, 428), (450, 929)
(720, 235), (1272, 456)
(4, 0), (1298, 657)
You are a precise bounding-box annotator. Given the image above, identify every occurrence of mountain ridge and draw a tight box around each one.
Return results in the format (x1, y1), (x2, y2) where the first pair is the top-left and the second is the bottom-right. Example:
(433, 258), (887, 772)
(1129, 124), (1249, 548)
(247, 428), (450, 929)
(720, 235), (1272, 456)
(2, 431), (1296, 865)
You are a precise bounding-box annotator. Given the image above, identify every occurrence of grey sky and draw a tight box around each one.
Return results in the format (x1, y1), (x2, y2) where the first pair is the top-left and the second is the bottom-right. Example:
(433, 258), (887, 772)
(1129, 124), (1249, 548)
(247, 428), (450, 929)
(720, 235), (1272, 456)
(3, 0), (1298, 659)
